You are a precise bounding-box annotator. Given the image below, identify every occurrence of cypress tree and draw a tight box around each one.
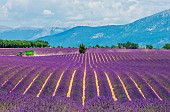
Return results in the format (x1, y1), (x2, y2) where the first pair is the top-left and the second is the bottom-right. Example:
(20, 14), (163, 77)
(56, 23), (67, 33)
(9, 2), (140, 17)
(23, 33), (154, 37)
(79, 43), (86, 54)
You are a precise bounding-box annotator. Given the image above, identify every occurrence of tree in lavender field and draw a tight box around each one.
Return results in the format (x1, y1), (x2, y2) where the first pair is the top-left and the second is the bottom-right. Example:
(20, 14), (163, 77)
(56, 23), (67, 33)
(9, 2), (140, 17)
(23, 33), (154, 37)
(79, 43), (86, 53)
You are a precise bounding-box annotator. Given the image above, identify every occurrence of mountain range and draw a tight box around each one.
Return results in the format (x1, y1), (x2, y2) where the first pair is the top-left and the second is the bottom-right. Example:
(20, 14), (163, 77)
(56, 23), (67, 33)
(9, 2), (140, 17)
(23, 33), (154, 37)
(0, 27), (68, 40)
(0, 9), (170, 48)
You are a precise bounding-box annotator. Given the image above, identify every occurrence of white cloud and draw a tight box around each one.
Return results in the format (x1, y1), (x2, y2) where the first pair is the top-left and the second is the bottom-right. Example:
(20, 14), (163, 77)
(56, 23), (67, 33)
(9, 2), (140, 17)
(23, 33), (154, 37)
(0, 0), (170, 28)
(0, 5), (8, 18)
(49, 18), (120, 28)
(43, 9), (54, 16)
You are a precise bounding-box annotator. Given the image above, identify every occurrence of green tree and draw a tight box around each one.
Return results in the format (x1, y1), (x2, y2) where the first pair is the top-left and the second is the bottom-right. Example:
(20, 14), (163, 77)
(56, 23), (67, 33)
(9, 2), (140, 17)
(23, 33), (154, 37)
(79, 43), (86, 54)
(162, 44), (170, 49)
(57, 46), (63, 48)
(111, 45), (117, 48)
(146, 45), (153, 49)
(118, 42), (138, 49)
(118, 43), (124, 49)
(105, 45), (110, 48)
(95, 44), (100, 48)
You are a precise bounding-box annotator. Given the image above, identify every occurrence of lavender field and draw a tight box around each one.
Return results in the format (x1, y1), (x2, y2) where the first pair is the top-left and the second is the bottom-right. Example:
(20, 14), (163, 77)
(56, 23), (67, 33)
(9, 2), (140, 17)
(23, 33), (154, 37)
(0, 48), (170, 111)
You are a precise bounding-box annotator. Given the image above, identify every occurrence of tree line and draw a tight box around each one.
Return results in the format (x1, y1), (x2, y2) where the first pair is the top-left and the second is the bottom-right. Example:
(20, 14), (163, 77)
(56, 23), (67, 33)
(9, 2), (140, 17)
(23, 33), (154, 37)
(78, 42), (170, 54)
(0, 40), (49, 48)
(87, 42), (144, 49)
(162, 44), (170, 49)
(81, 42), (170, 49)
(1, 39), (170, 49)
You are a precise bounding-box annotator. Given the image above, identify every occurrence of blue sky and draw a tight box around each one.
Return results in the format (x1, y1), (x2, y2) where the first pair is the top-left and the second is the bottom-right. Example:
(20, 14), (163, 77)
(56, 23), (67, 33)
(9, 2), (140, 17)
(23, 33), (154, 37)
(0, 0), (170, 28)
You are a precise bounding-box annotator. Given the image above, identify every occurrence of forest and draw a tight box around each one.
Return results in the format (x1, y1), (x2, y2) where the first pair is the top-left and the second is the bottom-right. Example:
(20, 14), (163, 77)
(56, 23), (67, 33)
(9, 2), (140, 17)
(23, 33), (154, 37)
(0, 40), (49, 48)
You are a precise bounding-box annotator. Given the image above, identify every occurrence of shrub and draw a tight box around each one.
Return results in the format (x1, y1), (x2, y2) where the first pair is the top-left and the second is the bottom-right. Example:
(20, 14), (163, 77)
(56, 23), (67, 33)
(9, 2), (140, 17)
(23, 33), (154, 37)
(162, 44), (170, 49)
(118, 41), (139, 49)
(79, 44), (86, 53)
(146, 45), (153, 49)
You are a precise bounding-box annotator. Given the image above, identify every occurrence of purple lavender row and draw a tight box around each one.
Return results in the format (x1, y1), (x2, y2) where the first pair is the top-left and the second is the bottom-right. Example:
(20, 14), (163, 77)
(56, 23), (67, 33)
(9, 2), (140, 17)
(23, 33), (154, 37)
(94, 68), (112, 98)
(70, 67), (84, 105)
(85, 68), (97, 101)
(0, 65), (17, 76)
(101, 67), (129, 102)
(127, 70), (158, 99)
(0, 65), (25, 87)
(12, 66), (45, 94)
(56, 68), (75, 97)
(25, 66), (56, 96)
(138, 71), (170, 100)
(150, 71), (170, 95)
(0, 66), (35, 94)
(39, 56), (77, 97)
(141, 72), (170, 100)
(39, 68), (64, 97)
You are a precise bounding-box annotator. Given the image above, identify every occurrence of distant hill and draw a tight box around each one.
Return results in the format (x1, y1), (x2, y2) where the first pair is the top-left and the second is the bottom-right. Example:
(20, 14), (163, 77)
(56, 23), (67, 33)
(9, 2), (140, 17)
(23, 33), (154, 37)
(0, 27), (69, 40)
(0, 26), (12, 33)
(38, 9), (170, 48)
